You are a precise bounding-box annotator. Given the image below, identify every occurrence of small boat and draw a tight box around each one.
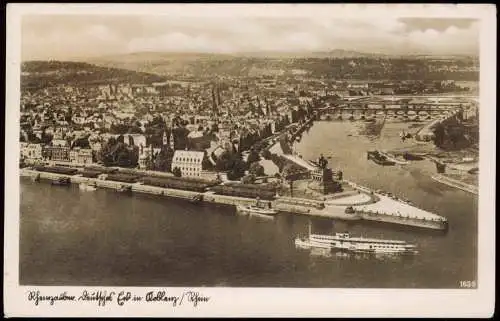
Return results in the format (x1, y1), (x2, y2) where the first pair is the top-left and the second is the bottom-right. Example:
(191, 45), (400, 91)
(378, 151), (409, 165)
(32, 173), (41, 182)
(402, 152), (425, 161)
(117, 185), (132, 194)
(468, 167), (479, 174)
(236, 204), (278, 218)
(190, 194), (204, 204)
(51, 177), (71, 186)
(79, 182), (97, 191)
(367, 150), (396, 166)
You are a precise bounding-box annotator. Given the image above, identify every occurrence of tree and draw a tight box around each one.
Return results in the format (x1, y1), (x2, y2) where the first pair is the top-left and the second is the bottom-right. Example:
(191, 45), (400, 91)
(40, 129), (53, 145)
(172, 126), (189, 150)
(246, 148), (260, 165)
(153, 145), (175, 172)
(282, 163), (303, 181)
(215, 151), (230, 171)
(241, 174), (256, 184)
(432, 123), (446, 147)
(282, 163), (303, 197)
(72, 136), (90, 149)
(173, 167), (182, 177)
(226, 153), (246, 181)
(279, 136), (293, 155)
(99, 137), (138, 168)
(116, 146), (132, 167)
(65, 107), (73, 124)
(262, 149), (272, 160)
(249, 162), (265, 177)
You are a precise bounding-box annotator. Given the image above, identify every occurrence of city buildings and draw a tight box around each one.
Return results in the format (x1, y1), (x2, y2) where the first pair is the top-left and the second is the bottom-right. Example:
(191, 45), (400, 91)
(171, 150), (205, 178)
(18, 59), (477, 176)
(20, 143), (43, 160)
(69, 148), (93, 165)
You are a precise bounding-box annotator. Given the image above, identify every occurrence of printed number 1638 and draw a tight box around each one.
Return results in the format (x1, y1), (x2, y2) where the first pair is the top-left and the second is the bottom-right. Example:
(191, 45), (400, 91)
(459, 280), (477, 288)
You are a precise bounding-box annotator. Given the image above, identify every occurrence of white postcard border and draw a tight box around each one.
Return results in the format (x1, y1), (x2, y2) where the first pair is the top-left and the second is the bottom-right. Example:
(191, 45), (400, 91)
(4, 3), (496, 318)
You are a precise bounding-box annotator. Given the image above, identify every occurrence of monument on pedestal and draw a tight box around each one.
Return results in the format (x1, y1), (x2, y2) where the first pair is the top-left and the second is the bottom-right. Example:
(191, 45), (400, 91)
(308, 154), (343, 194)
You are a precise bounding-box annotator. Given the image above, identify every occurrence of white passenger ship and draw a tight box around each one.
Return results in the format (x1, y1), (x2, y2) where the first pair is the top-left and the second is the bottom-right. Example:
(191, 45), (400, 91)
(295, 226), (417, 255)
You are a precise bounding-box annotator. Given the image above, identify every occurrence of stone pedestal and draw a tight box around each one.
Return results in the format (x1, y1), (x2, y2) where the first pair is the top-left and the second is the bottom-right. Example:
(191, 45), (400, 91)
(307, 168), (342, 195)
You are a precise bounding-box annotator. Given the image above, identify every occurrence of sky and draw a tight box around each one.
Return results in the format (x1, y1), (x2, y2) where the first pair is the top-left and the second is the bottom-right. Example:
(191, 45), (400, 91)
(21, 15), (480, 60)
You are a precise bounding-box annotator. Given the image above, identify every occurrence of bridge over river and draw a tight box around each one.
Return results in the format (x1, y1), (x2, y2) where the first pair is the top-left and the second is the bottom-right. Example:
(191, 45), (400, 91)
(318, 95), (477, 116)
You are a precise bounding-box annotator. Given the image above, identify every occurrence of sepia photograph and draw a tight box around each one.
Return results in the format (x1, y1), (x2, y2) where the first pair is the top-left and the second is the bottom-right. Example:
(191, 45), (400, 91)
(4, 3), (496, 318)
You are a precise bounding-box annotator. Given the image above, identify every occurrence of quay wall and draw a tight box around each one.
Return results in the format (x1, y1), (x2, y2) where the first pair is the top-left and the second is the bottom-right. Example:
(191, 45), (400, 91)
(431, 174), (478, 195)
(21, 168), (447, 230)
(273, 202), (315, 215)
(358, 210), (448, 230)
(20, 168), (269, 206)
(204, 194), (270, 207)
(132, 184), (198, 199)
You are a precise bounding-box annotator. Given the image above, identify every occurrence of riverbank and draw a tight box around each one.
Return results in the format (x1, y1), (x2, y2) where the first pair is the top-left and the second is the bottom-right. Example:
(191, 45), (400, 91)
(21, 167), (448, 230)
(431, 174), (478, 195)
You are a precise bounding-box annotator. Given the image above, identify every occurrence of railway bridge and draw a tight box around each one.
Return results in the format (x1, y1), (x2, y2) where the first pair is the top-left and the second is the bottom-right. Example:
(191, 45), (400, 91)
(316, 99), (472, 120)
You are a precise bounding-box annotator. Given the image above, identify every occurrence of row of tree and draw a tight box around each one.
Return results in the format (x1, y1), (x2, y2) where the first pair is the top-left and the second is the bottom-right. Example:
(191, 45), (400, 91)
(99, 136), (139, 168)
(432, 119), (469, 150)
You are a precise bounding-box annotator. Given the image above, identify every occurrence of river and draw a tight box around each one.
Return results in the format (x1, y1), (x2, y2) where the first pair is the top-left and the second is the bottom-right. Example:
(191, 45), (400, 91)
(20, 120), (478, 288)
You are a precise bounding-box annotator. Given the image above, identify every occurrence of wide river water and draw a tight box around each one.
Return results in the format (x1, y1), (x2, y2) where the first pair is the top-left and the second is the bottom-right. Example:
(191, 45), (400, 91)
(20, 121), (478, 288)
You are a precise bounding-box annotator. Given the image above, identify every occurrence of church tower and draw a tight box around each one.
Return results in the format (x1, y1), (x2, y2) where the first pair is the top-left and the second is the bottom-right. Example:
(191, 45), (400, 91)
(162, 130), (168, 146)
(169, 130), (175, 150)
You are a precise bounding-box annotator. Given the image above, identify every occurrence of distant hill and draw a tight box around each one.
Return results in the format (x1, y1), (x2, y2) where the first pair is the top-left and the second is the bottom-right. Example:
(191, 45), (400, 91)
(85, 50), (385, 77)
(23, 52), (479, 86)
(21, 60), (167, 89)
(223, 49), (382, 58)
(84, 51), (478, 81)
(88, 49), (376, 62)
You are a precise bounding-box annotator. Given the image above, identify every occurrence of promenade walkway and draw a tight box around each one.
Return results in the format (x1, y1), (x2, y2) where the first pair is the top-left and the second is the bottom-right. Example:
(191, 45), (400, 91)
(354, 194), (444, 221)
(281, 154), (318, 171)
(325, 193), (374, 206)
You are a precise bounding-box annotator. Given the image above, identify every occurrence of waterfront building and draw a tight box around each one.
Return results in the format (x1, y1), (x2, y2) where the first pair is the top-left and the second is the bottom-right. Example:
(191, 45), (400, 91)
(47, 146), (70, 162)
(69, 148), (93, 165)
(138, 150), (151, 170)
(20, 143), (43, 160)
(69, 149), (78, 164)
(89, 141), (102, 153)
(171, 150), (205, 178)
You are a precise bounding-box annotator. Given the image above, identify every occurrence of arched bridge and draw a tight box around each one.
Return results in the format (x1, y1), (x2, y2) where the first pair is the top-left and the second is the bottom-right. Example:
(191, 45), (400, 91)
(320, 104), (463, 114)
